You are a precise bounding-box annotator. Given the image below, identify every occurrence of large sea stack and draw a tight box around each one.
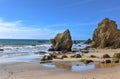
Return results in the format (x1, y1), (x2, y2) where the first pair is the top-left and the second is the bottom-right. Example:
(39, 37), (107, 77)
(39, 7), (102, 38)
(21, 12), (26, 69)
(92, 18), (120, 48)
(49, 29), (72, 51)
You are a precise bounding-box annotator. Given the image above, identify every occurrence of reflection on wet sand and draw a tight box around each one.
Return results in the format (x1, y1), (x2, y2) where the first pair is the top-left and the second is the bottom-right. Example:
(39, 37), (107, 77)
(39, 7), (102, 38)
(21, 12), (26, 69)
(41, 61), (95, 71)
(55, 62), (71, 70)
(41, 61), (120, 71)
(96, 63), (119, 68)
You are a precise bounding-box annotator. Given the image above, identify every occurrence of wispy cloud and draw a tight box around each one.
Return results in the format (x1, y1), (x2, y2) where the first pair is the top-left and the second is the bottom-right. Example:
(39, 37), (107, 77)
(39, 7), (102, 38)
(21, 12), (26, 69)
(45, 21), (98, 28)
(0, 18), (63, 39)
(0, 18), (98, 39)
(60, 0), (95, 8)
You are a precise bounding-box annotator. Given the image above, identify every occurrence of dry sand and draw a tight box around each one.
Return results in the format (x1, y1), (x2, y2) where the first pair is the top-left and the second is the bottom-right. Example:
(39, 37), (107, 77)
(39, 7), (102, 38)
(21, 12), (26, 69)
(0, 49), (120, 79)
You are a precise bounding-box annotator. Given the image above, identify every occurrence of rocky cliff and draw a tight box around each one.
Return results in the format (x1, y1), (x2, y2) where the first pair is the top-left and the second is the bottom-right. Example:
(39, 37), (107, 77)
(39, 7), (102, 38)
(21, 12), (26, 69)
(49, 29), (73, 51)
(92, 18), (120, 48)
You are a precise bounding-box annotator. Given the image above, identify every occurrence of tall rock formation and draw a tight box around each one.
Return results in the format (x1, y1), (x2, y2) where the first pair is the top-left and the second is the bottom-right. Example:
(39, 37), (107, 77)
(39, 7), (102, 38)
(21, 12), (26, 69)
(49, 29), (73, 51)
(92, 18), (120, 48)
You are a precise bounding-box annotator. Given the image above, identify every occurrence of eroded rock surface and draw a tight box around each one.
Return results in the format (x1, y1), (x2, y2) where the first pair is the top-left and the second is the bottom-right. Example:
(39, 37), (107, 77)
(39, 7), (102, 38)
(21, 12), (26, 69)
(49, 29), (72, 51)
(92, 18), (120, 48)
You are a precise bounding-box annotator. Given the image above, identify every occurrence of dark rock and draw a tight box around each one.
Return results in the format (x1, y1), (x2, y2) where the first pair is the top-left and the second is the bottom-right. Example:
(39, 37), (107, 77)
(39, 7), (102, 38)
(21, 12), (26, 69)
(40, 61), (52, 64)
(80, 59), (93, 64)
(72, 48), (80, 52)
(61, 50), (67, 53)
(92, 18), (120, 48)
(48, 48), (54, 51)
(32, 45), (36, 46)
(100, 59), (111, 63)
(49, 29), (72, 51)
(50, 53), (57, 59)
(112, 53), (120, 58)
(61, 55), (68, 58)
(78, 45), (81, 47)
(105, 60), (111, 63)
(40, 55), (53, 61)
(89, 55), (97, 58)
(83, 46), (91, 50)
(84, 38), (92, 44)
(75, 54), (81, 58)
(73, 41), (77, 44)
(71, 54), (81, 58)
(112, 58), (119, 63)
(102, 54), (111, 58)
(0, 49), (4, 51)
(87, 60), (94, 63)
(73, 40), (81, 44)
(34, 51), (47, 54)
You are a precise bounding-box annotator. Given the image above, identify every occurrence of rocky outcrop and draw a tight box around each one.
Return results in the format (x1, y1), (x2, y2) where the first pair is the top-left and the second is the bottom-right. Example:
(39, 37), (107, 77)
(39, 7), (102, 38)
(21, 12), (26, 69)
(92, 18), (120, 48)
(84, 38), (92, 44)
(49, 29), (72, 51)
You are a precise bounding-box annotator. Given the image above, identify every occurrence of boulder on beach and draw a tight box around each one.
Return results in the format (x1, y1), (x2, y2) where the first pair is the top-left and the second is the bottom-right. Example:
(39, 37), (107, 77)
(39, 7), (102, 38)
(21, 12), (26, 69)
(100, 59), (111, 63)
(112, 58), (119, 63)
(49, 29), (73, 51)
(92, 18), (120, 48)
(40, 55), (53, 61)
(70, 54), (81, 58)
(112, 53), (120, 58)
(101, 54), (111, 58)
(80, 59), (93, 64)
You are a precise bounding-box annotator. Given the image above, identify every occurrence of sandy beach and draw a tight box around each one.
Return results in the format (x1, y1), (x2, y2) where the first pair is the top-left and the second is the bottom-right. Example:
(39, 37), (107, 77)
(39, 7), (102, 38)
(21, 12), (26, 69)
(0, 0), (120, 79)
(0, 62), (120, 79)
(0, 49), (120, 79)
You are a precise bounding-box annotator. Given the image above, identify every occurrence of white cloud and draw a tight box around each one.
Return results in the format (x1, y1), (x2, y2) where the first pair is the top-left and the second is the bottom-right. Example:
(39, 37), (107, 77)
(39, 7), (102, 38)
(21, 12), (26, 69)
(0, 18), (22, 27)
(0, 18), (97, 39)
(45, 22), (98, 29)
(0, 19), (63, 39)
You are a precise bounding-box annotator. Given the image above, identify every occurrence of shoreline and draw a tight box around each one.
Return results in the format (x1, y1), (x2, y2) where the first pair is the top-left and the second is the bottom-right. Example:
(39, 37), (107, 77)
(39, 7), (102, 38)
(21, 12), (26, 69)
(0, 48), (120, 79)
(0, 61), (120, 79)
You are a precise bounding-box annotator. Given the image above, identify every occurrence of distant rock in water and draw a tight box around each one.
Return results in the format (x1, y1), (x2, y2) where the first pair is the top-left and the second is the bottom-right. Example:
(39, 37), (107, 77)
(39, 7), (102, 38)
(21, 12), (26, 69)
(49, 29), (72, 51)
(0, 49), (4, 51)
(84, 38), (92, 44)
(92, 18), (120, 48)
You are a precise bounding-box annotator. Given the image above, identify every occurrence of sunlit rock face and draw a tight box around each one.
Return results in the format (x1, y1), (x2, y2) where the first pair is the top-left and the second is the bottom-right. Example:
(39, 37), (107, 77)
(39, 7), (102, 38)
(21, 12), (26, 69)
(50, 29), (72, 51)
(92, 18), (120, 48)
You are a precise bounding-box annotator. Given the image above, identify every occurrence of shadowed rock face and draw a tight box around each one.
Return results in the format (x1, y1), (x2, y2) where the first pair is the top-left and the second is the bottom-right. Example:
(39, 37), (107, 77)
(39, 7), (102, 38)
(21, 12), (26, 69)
(92, 18), (120, 48)
(50, 29), (72, 51)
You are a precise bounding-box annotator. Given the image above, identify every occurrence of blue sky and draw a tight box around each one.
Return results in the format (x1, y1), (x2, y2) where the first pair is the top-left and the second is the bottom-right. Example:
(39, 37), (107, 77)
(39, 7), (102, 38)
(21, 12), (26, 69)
(0, 0), (120, 40)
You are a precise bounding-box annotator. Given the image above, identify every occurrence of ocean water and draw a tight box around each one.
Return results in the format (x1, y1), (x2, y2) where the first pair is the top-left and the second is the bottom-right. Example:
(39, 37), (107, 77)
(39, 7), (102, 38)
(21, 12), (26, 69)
(0, 39), (50, 63)
(0, 39), (87, 63)
(0, 39), (50, 45)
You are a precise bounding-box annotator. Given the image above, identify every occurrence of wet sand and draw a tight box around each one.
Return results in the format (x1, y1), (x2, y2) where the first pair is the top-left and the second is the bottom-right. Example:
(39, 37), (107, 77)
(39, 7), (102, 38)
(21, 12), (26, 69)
(0, 49), (120, 79)
(0, 61), (120, 79)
